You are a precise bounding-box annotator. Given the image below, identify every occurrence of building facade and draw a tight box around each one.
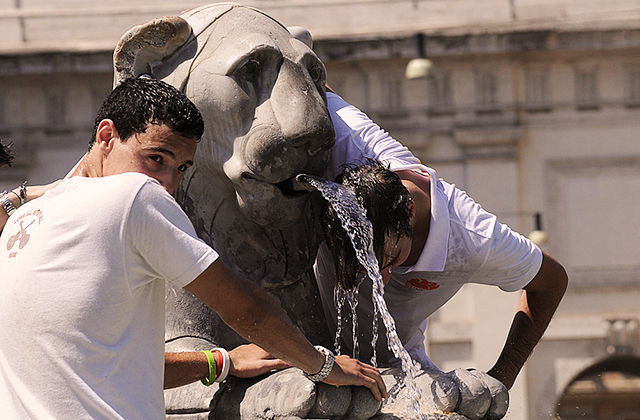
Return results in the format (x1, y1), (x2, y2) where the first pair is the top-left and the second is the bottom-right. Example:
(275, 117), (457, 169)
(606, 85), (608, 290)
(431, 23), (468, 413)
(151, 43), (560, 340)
(2, 1), (640, 418)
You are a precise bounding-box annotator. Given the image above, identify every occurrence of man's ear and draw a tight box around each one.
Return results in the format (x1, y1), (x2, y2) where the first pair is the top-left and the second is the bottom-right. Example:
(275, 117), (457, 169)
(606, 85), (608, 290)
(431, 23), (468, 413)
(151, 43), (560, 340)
(408, 199), (416, 220)
(95, 119), (119, 153)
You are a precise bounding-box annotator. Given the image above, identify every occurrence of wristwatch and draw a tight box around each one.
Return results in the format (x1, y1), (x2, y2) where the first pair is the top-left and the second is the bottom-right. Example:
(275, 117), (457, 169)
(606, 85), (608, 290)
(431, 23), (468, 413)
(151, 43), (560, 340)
(303, 345), (335, 382)
(0, 191), (16, 216)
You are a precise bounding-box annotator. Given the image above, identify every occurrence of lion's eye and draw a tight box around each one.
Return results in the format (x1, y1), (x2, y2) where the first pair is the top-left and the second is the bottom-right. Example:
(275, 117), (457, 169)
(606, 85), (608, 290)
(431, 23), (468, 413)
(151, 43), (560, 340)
(308, 64), (324, 85)
(237, 57), (261, 81)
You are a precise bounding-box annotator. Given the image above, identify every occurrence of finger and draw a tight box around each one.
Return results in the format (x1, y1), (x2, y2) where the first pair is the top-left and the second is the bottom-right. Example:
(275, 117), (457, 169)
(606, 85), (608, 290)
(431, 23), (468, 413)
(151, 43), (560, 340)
(355, 363), (387, 397)
(372, 372), (387, 399)
(361, 373), (383, 401)
(361, 367), (387, 400)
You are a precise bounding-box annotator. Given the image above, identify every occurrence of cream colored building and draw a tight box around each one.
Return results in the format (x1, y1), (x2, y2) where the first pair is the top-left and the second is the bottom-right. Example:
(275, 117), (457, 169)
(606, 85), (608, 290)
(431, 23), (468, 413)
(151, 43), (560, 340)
(2, 1), (640, 419)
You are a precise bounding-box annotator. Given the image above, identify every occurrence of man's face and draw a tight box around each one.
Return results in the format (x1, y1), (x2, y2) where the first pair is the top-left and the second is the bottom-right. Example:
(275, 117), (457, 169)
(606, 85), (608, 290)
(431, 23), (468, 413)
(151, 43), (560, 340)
(102, 123), (197, 194)
(379, 232), (412, 285)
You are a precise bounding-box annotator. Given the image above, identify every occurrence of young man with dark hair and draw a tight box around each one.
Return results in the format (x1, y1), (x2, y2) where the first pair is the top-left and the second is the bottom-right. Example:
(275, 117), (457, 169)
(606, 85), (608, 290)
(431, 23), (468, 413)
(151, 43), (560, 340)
(315, 158), (568, 391)
(322, 159), (414, 289)
(0, 77), (386, 420)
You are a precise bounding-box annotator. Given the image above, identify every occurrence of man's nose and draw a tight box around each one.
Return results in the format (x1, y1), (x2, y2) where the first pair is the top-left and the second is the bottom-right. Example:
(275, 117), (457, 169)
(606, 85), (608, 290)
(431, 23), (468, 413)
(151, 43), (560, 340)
(159, 171), (182, 195)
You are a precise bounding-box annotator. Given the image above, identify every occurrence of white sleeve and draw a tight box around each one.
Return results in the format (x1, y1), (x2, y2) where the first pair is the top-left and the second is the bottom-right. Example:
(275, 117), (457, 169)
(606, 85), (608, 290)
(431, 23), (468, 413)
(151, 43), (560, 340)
(128, 181), (219, 287)
(325, 92), (421, 180)
(472, 221), (543, 292)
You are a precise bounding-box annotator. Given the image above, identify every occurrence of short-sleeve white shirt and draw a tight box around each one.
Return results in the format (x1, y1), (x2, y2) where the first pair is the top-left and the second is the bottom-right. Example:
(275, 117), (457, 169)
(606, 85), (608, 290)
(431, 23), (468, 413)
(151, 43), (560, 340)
(0, 173), (218, 420)
(318, 95), (543, 368)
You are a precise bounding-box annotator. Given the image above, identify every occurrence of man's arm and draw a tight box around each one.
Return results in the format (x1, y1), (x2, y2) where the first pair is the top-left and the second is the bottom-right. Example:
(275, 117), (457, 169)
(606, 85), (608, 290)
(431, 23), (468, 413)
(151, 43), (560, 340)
(487, 252), (568, 389)
(164, 344), (291, 389)
(0, 181), (61, 230)
(183, 259), (387, 400)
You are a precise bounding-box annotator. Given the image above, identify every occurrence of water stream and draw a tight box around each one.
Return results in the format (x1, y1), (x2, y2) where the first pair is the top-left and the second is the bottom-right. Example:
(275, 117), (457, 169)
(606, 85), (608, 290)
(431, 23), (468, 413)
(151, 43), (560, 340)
(301, 175), (425, 420)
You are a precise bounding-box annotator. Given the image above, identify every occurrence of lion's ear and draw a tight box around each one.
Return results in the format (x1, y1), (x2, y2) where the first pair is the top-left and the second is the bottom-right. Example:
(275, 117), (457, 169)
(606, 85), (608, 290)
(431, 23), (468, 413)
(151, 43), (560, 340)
(113, 16), (192, 87)
(287, 26), (313, 49)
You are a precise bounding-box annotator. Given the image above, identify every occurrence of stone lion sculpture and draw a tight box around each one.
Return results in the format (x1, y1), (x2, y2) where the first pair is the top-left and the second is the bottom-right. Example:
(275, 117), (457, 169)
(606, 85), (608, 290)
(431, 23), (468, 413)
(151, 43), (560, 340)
(113, 3), (508, 419)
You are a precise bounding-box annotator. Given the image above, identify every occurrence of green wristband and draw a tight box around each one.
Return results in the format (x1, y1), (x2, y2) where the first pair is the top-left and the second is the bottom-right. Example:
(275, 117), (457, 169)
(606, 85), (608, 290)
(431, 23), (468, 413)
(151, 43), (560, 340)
(200, 350), (217, 386)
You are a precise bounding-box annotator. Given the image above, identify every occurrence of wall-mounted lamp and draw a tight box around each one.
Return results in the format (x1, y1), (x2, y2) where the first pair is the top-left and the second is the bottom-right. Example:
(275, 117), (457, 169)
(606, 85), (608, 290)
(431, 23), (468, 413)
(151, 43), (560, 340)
(527, 212), (548, 246)
(405, 33), (434, 80)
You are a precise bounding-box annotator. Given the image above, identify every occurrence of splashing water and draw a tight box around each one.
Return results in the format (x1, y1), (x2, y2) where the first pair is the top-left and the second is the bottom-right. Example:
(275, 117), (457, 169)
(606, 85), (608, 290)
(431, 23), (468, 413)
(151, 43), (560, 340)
(302, 175), (425, 420)
(333, 285), (347, 356)
(334, 281), (362, 359)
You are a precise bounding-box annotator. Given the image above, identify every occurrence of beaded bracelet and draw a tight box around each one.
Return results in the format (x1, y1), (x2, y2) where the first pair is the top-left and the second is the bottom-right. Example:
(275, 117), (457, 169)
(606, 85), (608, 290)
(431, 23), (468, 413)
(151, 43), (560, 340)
(16, 181), (27, 205)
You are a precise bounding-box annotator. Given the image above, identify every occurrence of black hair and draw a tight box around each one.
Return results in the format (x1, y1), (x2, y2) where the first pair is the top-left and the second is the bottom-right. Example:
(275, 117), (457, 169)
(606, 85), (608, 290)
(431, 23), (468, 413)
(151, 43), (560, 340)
(322, 159), (413, 289)
(89, 77), (204, 149)
(0, 139), (14, 167)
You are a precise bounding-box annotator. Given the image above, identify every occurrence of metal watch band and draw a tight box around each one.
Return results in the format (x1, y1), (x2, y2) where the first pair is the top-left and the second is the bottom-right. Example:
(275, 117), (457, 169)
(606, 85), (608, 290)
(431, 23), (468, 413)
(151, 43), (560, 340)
(303, 345), (335, 382)
(0, 191), (16, 216)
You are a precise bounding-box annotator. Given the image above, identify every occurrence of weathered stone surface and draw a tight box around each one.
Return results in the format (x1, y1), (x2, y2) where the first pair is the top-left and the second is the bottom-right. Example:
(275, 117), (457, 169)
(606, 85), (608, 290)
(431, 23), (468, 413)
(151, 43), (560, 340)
(212, 369), (316, 420)
(447, 369), (491, 420)
(466, 370), (509, 420)
(306, 382), (351, 418)
(346, 384), (383, 420)
(379, 367), (460, 418)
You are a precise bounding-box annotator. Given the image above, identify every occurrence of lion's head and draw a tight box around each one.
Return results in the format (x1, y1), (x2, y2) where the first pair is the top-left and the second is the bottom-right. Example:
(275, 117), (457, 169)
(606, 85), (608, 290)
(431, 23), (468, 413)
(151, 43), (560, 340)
(114, 3), (335, 228)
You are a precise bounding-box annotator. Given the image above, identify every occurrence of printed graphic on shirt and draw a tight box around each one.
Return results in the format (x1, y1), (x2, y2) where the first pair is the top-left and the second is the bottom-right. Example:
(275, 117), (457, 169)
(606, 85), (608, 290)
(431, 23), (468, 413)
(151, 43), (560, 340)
(6, 209), (43, 258)
(405, 278), (440, 290)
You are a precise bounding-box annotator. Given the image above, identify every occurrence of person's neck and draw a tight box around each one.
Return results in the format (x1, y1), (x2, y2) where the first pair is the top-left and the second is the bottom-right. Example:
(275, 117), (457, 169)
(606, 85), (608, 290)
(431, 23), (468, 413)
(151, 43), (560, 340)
(71, 149), (102, 178)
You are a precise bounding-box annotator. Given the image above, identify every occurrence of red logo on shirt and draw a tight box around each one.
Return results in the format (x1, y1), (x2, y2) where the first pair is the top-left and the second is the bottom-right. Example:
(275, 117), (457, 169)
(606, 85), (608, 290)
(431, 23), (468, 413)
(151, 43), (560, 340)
(6, 209), (43, 258)
(406, 278), (440, 290)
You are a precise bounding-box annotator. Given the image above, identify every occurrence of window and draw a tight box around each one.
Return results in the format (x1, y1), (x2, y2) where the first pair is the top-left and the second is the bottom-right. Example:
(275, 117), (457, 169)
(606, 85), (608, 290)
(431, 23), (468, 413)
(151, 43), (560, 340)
(45, 87), (66, 126)
(574, 66), (599, 110)
(428, 71), (453, 114)
(474, 68), (499, 113)
(0, 89), (5, 128)
(524, 67), (550, 111)
(624, 64), (640, 107)
(90, 85), (111, 117)
(380, 74), (403, 113)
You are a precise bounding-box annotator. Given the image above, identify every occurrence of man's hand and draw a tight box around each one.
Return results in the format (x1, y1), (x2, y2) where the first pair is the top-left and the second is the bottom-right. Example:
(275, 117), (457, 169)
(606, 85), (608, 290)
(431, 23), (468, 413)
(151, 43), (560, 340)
(228, 344), (291, 378)
(322, 355), (388, 401)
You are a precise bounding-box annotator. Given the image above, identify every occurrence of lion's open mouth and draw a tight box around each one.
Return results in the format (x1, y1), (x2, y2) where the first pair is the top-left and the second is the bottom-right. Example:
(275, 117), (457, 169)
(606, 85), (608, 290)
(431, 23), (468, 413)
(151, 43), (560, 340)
(242, 173), (310, 198)
(274, 178), (309, 197)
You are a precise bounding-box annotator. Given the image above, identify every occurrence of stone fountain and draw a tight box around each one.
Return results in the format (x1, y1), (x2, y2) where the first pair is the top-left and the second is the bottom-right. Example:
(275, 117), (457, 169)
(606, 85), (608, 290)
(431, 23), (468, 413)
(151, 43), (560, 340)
(113, 3), (508, 419)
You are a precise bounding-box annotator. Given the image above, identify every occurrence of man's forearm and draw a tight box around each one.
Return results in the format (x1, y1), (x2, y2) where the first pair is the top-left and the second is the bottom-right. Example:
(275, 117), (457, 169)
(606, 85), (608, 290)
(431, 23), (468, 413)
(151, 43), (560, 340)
(184, 262), (325, 376)
(488, 291), (554, 388)
(184, 260), (387, 401)
(164, 352), (209, 389)
(488, 254), (568, 389)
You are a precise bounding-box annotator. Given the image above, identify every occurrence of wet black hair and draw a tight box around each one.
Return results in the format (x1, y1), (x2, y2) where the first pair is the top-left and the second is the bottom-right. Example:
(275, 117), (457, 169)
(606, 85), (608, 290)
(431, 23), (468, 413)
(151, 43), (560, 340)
(0, 139), (14, 167)
(322, 159), (413, 289)
(88, 77), (204, 149)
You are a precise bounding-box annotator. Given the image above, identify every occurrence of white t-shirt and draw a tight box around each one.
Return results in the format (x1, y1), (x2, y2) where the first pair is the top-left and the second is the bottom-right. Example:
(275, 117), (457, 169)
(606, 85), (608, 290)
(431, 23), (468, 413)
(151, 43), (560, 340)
(0, 173), (218, 420)
(318, 94), (543, 368)
(325, 92), (421, 182)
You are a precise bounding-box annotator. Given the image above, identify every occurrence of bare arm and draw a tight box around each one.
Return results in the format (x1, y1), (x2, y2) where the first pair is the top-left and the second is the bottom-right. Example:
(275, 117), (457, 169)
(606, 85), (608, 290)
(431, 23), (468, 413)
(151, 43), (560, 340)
(0, 181), (61, 230)
(487, 252), (568, 389)
(164, 344), (291, 389)
(183, 260), (387, 400)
